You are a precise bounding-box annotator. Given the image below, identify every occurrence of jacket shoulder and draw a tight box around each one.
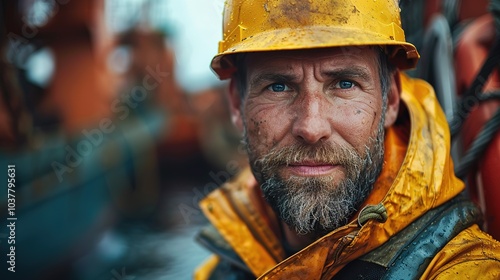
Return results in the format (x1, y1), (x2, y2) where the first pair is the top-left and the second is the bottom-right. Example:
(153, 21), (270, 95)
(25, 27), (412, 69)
(423, 224), (500, 279)
(196, 166), (285, 278)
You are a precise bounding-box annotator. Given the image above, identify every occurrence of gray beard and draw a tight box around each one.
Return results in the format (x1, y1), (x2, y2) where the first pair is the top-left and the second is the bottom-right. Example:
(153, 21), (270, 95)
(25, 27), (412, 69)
(245, 121), (385, 236)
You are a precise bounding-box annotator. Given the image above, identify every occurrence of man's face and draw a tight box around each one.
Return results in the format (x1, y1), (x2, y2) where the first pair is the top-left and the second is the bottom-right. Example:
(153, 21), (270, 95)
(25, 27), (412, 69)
(229, 47), (398, 236)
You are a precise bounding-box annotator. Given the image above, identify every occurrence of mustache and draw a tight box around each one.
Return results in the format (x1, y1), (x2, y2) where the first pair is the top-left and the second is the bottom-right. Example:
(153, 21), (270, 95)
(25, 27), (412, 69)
(254, 143), (363, 172)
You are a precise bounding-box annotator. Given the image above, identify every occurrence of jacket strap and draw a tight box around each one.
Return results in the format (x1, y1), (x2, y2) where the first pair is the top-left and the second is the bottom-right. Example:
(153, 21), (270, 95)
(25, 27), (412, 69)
(383, 196), (482, 279)
(350, 194), (483, 279)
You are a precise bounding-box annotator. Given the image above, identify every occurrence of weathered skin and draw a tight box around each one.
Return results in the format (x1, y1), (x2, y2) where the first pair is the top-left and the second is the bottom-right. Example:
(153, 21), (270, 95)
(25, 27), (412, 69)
(239, 48), (395, 184)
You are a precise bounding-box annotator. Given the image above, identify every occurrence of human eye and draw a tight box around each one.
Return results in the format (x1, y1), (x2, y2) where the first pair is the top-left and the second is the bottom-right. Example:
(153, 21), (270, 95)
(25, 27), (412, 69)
(334, 80), (355, 89)
(267, 83), (291, 92)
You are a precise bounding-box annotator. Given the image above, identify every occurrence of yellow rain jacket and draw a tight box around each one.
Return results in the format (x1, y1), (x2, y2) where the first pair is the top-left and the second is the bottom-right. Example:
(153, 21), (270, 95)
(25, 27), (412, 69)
(194, 73), (500, 279)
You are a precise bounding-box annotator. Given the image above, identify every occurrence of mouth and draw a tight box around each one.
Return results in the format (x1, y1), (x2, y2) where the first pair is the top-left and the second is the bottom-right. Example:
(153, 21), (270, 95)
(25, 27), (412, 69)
(286, 161), (339, 177)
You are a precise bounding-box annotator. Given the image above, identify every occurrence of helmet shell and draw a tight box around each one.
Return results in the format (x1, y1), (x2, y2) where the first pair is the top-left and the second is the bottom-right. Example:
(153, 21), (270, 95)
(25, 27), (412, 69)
(211, 0), (419, 79)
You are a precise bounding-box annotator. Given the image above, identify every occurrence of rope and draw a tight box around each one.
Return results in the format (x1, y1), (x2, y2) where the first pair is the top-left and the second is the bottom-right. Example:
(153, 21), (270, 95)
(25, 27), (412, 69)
(477, 90), (500, 101)
(358, 204), (388, 227)
(455, 107), (500, 178)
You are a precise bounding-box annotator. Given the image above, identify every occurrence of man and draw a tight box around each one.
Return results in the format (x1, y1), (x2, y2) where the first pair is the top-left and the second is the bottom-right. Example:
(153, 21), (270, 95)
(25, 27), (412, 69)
(194, 0), (500, 279)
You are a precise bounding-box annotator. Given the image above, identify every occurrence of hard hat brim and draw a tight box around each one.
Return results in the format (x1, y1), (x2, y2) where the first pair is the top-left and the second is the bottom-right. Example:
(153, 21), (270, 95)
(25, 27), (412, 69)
(211, 26), (419, 80)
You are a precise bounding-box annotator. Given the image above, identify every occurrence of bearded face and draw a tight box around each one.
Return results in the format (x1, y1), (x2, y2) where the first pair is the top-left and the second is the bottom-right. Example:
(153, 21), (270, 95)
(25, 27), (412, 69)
(230, 47), (397, 237)
(244, 118), (385, 235)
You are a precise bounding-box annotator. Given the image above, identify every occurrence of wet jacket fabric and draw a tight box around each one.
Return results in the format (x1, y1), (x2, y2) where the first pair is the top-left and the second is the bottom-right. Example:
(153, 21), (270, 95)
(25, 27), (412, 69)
(194, 73), (500, 279)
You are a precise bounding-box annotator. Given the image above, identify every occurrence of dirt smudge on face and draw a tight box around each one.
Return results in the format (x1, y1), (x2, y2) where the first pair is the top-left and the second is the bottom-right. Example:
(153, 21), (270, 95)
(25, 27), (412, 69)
(248, 117), (271, 150)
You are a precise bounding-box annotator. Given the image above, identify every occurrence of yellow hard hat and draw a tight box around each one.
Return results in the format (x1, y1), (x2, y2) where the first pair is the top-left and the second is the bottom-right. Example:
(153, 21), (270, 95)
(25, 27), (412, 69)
(211, 0), (420, 79)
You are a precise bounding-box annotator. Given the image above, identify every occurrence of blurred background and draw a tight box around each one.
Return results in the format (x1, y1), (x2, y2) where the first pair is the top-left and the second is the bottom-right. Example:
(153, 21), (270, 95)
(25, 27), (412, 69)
(0, 0), (246, 279)
(0, 0), (499, 279)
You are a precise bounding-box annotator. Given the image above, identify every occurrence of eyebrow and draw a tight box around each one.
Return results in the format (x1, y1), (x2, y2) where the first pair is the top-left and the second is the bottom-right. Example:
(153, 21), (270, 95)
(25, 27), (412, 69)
(249, 66), (374, 89)
(249, 73), (297, 89)
(321, 67), (373, 81)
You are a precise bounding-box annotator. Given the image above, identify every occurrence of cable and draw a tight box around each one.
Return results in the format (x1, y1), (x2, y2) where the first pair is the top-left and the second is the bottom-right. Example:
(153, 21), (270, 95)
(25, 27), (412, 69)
(455, 107), (500, 178)
(449, 36), (500, 138)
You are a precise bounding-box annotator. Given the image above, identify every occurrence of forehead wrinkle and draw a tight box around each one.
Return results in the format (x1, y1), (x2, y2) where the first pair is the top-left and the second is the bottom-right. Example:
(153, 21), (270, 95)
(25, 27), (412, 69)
(246, 48), (379, 88)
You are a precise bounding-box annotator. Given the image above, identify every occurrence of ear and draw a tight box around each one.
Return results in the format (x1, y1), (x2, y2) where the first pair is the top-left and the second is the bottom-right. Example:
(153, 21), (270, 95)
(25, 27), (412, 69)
(384, 71), (401, 128)
(228, 79), (244, 131)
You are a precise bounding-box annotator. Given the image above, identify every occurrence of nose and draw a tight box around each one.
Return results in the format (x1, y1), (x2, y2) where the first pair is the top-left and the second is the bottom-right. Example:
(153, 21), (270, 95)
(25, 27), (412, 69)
(291, 92), (332, 144)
